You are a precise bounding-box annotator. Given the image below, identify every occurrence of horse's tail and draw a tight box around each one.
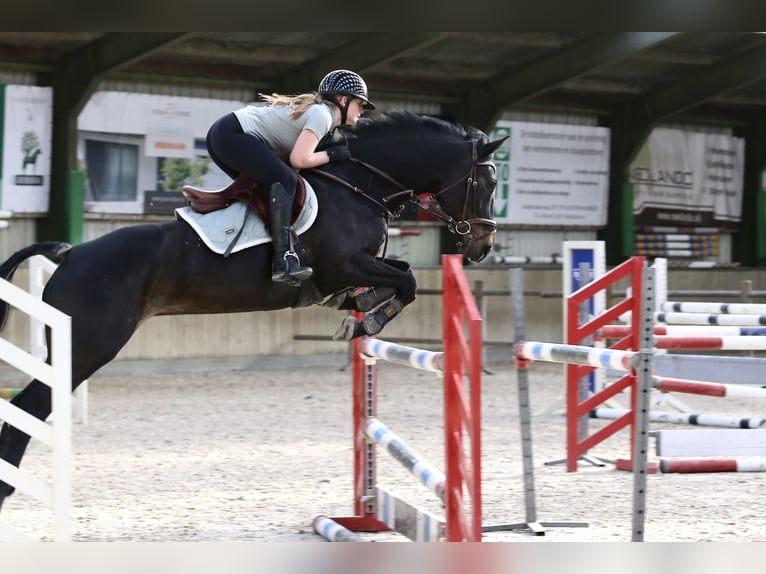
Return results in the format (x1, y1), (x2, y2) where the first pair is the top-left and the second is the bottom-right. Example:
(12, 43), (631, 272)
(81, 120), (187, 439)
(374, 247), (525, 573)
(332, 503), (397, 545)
(0, 241), (72, 330)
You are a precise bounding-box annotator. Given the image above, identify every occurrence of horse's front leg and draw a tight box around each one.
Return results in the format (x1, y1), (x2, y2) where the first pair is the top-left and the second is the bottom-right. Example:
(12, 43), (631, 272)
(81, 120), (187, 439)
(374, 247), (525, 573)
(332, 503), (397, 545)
(332, 257), (416, 340)
(328, 258), (411, 312)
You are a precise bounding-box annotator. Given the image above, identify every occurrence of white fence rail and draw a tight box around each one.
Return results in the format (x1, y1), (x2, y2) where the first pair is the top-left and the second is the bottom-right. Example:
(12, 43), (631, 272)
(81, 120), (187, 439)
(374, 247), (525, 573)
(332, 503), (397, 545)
(0, 273), (72, 542)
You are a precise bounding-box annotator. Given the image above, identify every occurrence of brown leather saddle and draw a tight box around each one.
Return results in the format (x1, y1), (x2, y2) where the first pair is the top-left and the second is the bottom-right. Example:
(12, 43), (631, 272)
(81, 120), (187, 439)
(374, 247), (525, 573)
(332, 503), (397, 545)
(182, 175), (306, 226)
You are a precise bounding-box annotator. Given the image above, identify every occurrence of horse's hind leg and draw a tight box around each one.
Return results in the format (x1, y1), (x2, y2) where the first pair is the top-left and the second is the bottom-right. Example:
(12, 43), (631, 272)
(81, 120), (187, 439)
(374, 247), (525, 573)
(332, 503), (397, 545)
(0, 339), (128, 510)
(0, 312), (140, 511)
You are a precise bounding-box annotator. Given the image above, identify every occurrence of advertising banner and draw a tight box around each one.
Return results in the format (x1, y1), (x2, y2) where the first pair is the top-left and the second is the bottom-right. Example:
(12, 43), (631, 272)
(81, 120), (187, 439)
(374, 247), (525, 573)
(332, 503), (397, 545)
(0, 85), (53, 213)
(630, 127), (744, 228)
(490, 121), (610, 226)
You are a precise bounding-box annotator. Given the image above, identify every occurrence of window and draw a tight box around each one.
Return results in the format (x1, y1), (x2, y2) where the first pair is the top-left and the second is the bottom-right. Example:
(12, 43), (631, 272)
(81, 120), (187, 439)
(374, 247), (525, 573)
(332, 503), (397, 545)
(84, 139), (139, 202)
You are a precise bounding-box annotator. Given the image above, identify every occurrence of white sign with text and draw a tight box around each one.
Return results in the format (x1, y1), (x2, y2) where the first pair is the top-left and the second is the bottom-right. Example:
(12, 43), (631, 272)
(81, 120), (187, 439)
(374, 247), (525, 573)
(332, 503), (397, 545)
(1, 85), (53, 213)
(491, 121), (610, 226)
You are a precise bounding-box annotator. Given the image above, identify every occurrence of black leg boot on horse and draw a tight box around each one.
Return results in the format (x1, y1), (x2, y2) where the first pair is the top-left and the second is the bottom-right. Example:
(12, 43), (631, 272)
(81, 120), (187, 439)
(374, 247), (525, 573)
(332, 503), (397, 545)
(269, 181), (312, 286)
(332, 259), (415, 340)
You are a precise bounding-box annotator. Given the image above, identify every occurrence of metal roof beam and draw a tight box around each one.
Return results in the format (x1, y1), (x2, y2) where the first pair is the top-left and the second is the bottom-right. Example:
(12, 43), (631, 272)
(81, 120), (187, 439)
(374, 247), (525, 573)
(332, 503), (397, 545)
(491, 33), (679, 103)
(451, 32), (679, 131)
(631, 42), (766, 122)
(45, 32), (195, 114)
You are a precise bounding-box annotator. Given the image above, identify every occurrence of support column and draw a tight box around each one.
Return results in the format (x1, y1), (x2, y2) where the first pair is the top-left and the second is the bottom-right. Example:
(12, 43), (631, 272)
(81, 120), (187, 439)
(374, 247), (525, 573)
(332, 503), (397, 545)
(601, 104), (652, 266)
(37, 33), (193, 243)
(736, 110), (766, 266)
(39, 90), (85, 242)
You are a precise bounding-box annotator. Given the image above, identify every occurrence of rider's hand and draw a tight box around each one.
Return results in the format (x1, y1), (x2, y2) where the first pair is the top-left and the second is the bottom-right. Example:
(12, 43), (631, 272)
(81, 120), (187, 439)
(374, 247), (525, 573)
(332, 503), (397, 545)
(326, 145), (351, 163)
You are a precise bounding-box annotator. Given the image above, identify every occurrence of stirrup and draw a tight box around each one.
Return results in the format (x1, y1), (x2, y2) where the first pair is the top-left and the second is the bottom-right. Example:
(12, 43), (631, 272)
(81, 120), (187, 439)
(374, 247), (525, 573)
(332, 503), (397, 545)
(272, 252), (312, 286)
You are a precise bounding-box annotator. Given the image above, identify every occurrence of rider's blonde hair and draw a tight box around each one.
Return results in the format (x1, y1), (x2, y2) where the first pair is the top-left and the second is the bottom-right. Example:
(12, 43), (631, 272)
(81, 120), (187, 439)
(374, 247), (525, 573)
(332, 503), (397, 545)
(259, 92), (331, 121)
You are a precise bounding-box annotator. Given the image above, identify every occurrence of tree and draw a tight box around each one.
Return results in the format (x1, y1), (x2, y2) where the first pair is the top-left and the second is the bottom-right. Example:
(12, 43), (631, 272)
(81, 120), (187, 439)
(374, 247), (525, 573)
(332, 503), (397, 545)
(160, 156), (209, 192)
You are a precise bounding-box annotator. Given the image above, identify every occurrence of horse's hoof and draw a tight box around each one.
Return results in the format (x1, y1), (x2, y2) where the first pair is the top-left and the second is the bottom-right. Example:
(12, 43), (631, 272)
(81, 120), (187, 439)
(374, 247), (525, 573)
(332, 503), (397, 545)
(333, 316), (358, 340)
(324, 290), (350, 309)
(333, 316), (365, 340)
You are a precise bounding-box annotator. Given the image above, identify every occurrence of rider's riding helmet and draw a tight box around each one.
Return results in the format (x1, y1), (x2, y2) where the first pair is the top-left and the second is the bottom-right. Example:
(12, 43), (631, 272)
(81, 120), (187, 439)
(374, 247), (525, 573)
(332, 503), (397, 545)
(318, 69), (376, 112)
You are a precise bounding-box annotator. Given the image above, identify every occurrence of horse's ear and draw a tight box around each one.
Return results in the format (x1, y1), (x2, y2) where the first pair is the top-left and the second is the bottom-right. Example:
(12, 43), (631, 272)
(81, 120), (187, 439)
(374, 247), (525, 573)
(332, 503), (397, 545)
(479, 136), (509, 159)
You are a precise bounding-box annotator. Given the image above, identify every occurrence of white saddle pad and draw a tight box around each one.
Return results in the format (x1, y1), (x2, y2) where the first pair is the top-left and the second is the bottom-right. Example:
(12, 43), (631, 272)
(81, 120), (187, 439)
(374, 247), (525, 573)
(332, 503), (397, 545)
(175, 179), (319, 255)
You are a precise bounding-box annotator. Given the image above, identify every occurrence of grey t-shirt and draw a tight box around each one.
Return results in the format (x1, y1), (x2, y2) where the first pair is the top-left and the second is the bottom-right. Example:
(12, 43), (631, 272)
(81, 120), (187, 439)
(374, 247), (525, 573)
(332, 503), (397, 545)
(233, 103), (334, 153)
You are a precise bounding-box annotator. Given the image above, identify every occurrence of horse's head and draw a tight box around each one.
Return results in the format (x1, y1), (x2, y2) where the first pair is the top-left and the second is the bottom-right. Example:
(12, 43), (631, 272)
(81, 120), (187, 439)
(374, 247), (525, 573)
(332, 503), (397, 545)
(337, 111), (507, 263)
(424, 131), (506, 263)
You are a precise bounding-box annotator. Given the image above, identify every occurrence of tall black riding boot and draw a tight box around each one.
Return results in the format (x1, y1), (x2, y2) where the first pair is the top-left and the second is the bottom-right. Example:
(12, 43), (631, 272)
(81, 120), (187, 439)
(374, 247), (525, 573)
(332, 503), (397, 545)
(269, 182), (313, 285)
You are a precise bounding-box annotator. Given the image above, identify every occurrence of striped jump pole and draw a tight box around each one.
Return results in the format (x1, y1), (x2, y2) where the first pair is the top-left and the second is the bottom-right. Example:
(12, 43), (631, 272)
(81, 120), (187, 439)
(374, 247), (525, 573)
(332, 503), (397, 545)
(514, 341), (635, 372)
(597, 327), (766, 349)
(601, 325), (766, 337)
(653, 312), (766, 326)
(360, 338), (443, 373)
(655, 429), (766, 457)
(659, 301), (766, 315)
(387, 228), (420, 237)
(591, 407), (765, 429)
(652, 335), (766, 350)
(636, 247), (717, 258)
(635, 233), (718, 244)
(660, 459), (766, 473)
(312, 515), (366, 542)
(652, 377), (766, 400)
(654, 425), (766, 474)
(490, 254), (563, 265)
(364, 417), (446, 503)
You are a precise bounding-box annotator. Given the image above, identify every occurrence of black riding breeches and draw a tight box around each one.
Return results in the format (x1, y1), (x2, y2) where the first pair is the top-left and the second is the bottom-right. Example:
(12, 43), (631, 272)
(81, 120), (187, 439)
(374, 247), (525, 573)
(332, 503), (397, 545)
(206, 112), (298, 191)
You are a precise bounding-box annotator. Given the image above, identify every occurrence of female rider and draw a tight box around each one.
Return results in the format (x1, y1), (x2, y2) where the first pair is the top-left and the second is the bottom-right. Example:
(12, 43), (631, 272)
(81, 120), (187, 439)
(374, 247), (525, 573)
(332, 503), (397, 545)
(206, 69), (375, 285)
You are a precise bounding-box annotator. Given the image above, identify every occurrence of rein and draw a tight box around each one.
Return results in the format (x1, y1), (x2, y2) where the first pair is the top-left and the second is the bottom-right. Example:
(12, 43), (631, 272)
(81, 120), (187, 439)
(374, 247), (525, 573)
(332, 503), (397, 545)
(307, 163), (410, 218)
(308, 139), (497, 239)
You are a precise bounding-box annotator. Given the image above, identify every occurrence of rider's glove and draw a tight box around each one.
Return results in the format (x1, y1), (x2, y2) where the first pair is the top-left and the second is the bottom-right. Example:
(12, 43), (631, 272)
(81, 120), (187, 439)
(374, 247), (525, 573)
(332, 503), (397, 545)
(327, 145), (351, 163)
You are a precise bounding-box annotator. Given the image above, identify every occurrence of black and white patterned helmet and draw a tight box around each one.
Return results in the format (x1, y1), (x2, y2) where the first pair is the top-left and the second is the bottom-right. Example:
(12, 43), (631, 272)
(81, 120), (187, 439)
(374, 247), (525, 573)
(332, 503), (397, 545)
(318, 69), (375, 110)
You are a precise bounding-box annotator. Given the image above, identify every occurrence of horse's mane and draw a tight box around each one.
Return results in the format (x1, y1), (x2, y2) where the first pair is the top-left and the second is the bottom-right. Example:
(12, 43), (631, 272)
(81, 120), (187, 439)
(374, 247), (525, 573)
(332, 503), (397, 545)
(344, 110), (487, 145)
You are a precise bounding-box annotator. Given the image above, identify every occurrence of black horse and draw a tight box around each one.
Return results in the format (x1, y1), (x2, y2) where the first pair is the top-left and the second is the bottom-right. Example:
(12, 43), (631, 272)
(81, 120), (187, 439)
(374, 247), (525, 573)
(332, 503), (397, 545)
(0, 110), (505, 511)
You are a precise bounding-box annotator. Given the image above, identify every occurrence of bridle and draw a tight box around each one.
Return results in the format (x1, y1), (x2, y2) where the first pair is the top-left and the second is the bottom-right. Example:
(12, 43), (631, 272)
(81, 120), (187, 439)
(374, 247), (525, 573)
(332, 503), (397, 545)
(309, 139), (498, 241)
(414, 152), (498, 240)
